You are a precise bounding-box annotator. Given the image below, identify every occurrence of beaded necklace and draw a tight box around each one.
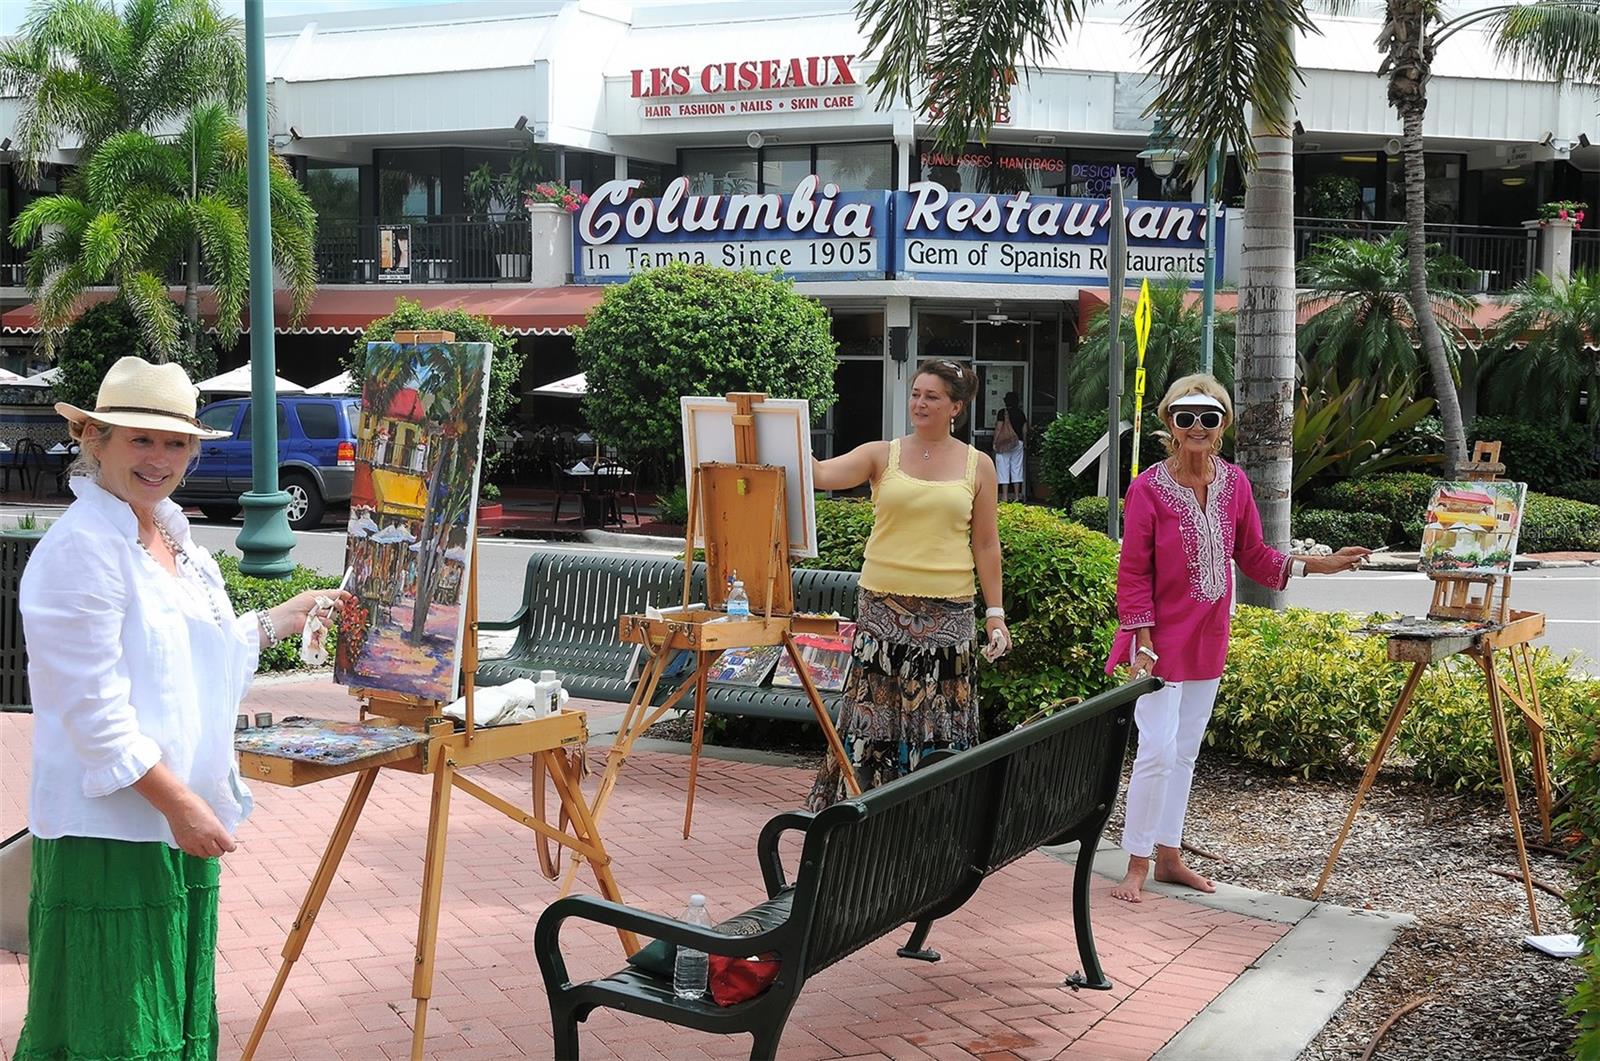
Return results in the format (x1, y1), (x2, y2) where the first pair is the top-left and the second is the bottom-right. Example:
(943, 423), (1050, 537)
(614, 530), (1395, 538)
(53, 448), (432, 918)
(139, 521), (227, 628)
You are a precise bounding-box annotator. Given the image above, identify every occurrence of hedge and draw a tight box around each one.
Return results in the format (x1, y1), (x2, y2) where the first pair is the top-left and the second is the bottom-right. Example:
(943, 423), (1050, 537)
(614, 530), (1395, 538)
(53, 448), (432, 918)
(217, 554), (342, 671)
(1556, 479), (1600, 507)
(799, 499), (1119, 732)
(1067, 495), (1123, 530)
(1289, 509), (1389, 550)
(1313, 474), (1600, 554)
(1559, 707), (1600, 1060)
(1471, 416), (1599, 494)
(1036, 411), (1166, 506)
(1520, 494), (1600, 554)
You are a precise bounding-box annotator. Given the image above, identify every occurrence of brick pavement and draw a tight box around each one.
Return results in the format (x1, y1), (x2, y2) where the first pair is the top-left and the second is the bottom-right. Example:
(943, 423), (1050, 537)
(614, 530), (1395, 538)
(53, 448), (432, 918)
(1, 680), (1288, 1060)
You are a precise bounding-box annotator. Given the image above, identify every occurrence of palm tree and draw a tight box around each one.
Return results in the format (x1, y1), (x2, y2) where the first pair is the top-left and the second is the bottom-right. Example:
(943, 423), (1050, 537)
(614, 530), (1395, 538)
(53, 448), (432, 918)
(10, 102), (316, 357)
(1068, 275), (1237, 414)
(1481, 270), (1600, 431)
(1296, 232), (1477, 393)
(858, 0), (1330, 606)
(0, 0), (245, 186)
(1379, 0), (1600, 469)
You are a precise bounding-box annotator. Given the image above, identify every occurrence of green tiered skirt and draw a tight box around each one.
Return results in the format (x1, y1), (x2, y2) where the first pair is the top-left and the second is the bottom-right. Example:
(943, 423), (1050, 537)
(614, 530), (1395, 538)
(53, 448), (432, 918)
(12, 836), (220, 1061)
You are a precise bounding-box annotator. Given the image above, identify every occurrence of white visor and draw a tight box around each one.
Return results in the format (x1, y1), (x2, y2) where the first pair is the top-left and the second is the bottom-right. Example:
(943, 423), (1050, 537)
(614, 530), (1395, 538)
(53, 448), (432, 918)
(1168, 394), (1226, 413)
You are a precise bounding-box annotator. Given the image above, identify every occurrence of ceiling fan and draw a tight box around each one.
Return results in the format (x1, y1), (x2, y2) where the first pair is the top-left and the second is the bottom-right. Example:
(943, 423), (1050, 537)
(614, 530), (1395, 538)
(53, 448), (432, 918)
(960, 300), (1041, 326)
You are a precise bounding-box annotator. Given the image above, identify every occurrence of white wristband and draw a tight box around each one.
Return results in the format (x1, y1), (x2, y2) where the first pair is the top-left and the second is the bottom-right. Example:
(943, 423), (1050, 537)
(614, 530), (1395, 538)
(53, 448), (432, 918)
(985, 607), (1006, 619)
(1291, 559), (1308, 578)
(1136, 645), (1159, 662)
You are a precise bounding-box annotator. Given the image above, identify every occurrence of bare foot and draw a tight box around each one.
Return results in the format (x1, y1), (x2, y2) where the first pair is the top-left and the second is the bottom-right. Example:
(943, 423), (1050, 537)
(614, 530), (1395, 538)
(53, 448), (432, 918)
(1110, 856), (1150, 903)
(1153, 854), (1216, 893)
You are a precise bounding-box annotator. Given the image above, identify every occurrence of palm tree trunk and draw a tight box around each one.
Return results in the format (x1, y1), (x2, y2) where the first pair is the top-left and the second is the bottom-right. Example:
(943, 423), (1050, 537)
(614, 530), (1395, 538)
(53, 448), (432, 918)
(184, 237), (201, 362)
(1458, 343), (1479, 431)
(1399, 104), (1466, 473)
(1234, 71), (1296, 609)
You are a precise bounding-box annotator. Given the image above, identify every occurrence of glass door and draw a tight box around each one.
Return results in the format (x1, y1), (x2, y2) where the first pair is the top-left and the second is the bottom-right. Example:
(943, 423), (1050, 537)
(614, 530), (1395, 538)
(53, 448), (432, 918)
(914, 311), (974, 443)
(975, 320), (1032, 452)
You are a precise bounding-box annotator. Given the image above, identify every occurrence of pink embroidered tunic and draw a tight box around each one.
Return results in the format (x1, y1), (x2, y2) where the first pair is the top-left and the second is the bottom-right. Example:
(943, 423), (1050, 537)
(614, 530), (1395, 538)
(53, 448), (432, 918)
(1105, 457), (1291, 682)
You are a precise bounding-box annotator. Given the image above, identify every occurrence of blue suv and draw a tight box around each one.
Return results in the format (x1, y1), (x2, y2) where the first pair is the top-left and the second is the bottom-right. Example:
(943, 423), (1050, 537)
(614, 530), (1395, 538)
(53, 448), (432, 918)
(176, 395), (360, 530)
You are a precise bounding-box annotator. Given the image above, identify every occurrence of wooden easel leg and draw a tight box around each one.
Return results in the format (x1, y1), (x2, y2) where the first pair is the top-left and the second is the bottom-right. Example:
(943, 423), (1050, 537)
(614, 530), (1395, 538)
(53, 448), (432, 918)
(1515, 644), (1555, 843)
(782, 631), (861, 797)
(1313, 661), (1427, 900)
(1480, 650), (1542, 933)
(682, 656), (710, 839)
(241, 768), (379, 1061)
(410, 756), (456, 1061)
(541, 748), (642, 955)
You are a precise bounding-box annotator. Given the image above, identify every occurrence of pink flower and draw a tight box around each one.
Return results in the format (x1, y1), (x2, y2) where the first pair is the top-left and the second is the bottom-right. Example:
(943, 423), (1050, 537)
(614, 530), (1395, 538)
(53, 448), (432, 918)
(1579, 211), (1587, 223)
(1558, 208), (1570, 219)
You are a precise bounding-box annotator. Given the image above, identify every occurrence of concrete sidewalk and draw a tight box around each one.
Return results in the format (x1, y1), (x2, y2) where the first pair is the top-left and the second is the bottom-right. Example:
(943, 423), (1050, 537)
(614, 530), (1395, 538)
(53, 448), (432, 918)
(1, 679), (1403, 1060)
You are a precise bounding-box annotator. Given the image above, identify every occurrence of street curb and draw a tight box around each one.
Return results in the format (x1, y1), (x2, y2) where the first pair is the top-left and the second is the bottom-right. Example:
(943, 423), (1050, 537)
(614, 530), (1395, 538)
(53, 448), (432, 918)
(579, 529), (684, 553)
(1042, 841), (1411, 1061)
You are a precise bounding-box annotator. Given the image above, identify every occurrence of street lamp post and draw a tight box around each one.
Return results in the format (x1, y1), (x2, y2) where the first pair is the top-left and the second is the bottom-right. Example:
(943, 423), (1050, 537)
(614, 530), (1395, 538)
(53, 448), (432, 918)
(235, 0), (294, 576)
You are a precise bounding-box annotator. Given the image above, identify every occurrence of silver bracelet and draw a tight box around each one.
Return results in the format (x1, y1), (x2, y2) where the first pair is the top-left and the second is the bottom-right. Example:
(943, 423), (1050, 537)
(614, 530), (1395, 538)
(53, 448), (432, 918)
(257, 610), (280, 649)
(985, 606), (1005, 619)
(1136, 645), (1159, 662)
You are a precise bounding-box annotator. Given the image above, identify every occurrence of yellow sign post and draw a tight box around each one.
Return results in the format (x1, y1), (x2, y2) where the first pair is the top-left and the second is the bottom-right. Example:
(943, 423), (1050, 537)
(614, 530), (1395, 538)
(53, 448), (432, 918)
(1129, 279), (1153, 477)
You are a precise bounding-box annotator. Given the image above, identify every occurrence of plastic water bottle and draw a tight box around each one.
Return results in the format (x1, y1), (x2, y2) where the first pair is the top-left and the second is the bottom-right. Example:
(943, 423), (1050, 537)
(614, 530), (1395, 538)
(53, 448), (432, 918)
(673, 894), (712, 999)
(726, 578), (750, 619)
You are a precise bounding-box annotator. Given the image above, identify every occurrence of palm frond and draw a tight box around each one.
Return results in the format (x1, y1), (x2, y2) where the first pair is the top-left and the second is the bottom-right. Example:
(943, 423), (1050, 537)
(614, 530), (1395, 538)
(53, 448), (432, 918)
(190, 194), (249, 346)
(1485, 1), (1600, 82)
(83, 129), (176, 204)
(120, 269), (183, 360)
(1133, 0), (1317, 177)
(11, 194), (94, 244)
(79, 210), (124, 281)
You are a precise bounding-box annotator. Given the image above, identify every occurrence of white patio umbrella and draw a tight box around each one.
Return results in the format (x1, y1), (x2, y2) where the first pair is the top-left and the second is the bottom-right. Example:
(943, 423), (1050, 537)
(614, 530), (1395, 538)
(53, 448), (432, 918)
(194, 364), (305, 395)
(528, 372), (586, 397)
(13, 367), (60, 388)
(307, 371), (355, 395)
(0, 368), (24, 383)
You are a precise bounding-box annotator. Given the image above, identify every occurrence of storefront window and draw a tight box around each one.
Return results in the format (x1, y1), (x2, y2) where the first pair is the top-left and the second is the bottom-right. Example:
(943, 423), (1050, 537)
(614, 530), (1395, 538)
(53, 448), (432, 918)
(305, 163), (359, 221)
(917, 311), (972, 361)
(627, 158), (677, 197)
(990, 146), (1069, 196)
(682, 147), (758, 194)
(1067, 152), (1138, 199)
(563, 150), (611, 194)
(826, 313), (885, 459)
(1385, 153), (1463, 224)
(917, 141), (993, 192)
(816, 143), (893, 192)
(377, 148), (443, 220)
(762, 146), (812, 193)
(1297, 153), (1382, 220)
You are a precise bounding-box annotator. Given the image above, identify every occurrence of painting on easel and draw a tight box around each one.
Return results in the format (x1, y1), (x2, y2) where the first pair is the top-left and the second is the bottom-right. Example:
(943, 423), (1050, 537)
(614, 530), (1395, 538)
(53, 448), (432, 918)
(335, 339), (493, 700)
(1418, 480), (1527, 577)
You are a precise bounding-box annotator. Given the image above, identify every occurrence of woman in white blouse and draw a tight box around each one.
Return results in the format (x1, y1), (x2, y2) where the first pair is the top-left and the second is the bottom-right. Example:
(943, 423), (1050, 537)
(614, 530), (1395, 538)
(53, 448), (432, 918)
(13, 357), (348, 1061)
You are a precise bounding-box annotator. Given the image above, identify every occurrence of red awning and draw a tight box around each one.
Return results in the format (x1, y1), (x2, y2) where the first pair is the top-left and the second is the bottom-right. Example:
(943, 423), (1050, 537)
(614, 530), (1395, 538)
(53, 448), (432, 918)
(1, 285), (606, 336)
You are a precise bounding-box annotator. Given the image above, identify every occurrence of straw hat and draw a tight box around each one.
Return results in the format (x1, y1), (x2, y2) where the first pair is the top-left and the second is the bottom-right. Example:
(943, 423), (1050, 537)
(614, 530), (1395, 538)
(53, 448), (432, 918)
(54, 356), (232, 439)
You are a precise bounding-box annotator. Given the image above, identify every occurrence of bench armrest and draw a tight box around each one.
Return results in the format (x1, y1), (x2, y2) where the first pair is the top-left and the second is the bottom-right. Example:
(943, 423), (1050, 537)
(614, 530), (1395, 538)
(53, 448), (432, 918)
(534, 894), (790, 991)
(477, 609), (526, 634)
(756, 811), (815, 895)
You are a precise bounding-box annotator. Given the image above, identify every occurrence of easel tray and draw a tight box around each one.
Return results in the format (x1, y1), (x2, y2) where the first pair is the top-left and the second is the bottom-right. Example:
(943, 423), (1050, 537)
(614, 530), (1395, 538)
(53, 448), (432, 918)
(236, 716), (428, 787)
(619, 610), (837, 651)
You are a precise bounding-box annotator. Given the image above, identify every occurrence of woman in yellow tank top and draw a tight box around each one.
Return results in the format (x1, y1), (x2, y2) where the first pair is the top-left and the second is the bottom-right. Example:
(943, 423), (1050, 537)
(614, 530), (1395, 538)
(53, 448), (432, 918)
(804, 359), (1009, 808)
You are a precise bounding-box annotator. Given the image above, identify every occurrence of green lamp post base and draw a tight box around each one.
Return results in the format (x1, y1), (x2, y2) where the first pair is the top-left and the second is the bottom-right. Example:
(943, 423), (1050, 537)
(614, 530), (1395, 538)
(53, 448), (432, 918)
(236, 490), (295, 577)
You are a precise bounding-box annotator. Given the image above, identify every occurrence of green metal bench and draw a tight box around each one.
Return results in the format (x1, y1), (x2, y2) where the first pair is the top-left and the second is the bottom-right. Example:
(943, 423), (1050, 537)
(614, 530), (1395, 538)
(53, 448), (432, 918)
(534, 677), (1155, 1060)
(476, 550), (861, 722)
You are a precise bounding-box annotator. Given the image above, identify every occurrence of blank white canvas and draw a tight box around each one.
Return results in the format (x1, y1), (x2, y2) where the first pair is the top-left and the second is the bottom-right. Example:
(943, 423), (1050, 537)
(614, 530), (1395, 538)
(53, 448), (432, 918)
(680, 396), (818, 558)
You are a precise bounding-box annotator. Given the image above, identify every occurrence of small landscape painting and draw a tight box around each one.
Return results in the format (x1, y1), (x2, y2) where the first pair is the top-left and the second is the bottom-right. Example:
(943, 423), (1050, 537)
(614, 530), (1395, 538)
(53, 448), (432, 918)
(1417, 480), (1527, 577)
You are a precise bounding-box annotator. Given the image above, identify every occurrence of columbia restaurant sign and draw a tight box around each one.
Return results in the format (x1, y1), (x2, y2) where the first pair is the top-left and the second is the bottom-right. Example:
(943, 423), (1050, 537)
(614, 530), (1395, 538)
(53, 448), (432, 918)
(574, 178), (1225, 286)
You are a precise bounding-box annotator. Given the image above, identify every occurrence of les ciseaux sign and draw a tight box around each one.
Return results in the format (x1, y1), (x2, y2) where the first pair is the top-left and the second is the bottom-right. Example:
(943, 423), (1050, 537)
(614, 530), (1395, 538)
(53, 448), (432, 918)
(574, 177), (1225, 286)
(630, 54), (861, 119)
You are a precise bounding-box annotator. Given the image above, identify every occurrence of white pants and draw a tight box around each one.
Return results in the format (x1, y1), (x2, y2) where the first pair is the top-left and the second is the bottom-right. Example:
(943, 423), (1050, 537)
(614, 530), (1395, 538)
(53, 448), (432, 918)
(995, 445), (1024, 485)
(1121, 677), (1222, 859)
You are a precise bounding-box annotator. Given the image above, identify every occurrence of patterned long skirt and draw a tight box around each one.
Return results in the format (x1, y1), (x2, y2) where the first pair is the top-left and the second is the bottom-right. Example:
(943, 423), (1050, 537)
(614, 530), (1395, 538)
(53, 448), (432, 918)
(805, 588), (977, 810)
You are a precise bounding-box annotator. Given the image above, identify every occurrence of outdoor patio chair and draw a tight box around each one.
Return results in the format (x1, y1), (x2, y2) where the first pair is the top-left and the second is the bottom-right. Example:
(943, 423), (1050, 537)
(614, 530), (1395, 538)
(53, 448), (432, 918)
(52, 442), (80, 496)
(2, 439), (43, 495)
(595, 459), (639, 525)
(549, 458), (588, 529)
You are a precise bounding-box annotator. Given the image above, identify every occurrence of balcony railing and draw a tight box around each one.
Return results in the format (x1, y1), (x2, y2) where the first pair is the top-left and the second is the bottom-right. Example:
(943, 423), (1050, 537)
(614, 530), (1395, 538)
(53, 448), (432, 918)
(314, 215), (533, 284)
(1573, 230), (1600, 276)
(1294, 217), (1536, 294)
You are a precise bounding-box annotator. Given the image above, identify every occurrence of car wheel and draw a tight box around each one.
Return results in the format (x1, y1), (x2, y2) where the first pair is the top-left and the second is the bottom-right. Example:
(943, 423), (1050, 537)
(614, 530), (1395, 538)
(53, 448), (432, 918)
(198, 504), (241, 522)
(282, 474), (325, 531)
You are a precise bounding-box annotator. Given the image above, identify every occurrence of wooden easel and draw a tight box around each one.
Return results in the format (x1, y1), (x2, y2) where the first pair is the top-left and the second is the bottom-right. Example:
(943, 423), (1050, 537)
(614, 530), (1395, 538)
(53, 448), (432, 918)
(557, 393), (861, 895)
(1313, 442), (1554, 930)
(240, 332), (636, 1061)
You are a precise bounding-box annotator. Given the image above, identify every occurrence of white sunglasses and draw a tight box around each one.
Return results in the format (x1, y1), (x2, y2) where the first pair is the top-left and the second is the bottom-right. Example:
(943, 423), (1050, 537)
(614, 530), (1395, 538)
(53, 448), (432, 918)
(1172, 410), (1224, 430)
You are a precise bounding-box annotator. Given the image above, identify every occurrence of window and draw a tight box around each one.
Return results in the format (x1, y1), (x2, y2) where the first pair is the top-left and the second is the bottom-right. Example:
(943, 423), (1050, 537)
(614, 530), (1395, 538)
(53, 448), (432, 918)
(815, 143), (893, 192)
(762, 146), (812, 194)
(236, 403), (289, 442)
(1384, 154), (1463, 224)
(295, 402), (341, 439)
(917, 141), (993, 193)
(304, 164), (359, 221)
(377, 149), (444, 220)
(562, 150), (611, 194)
(198, 404), (239, 434)
(681, 148), (759, 195)
(1067, 153), (1138, 199)
(627, 158), (677, 197)
(990, 146), (1069, 196)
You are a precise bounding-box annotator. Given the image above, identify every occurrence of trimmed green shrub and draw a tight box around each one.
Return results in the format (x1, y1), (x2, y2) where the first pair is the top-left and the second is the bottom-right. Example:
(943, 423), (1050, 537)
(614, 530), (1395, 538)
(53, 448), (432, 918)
(55, 298), (219, 411)
(797, 499), (1119, 732)
(1313, 472), (1438, 544)
(1471, 416), (1599, 494)
(656, 484), (688, 527)
(574, 264), (837, 468)
(1037, 411), (1166, 506)
(1556, 479), (1600, 507)
(217, 554), (341, 672)
(1068, 495), (1124, 531)
(1521, 494), (1600, 554)
(1290, 509), (1389, 549)
(1558, 708), (1600, 1061)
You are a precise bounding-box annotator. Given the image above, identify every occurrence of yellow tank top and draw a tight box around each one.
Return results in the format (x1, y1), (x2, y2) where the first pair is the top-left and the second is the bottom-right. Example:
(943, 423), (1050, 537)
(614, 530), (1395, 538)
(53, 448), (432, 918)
(859, 438), (979, 599)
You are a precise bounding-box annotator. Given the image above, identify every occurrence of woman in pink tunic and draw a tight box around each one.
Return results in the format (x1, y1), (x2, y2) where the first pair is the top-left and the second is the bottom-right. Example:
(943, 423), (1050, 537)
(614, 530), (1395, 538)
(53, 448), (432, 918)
(1106, 375), (1369, 903)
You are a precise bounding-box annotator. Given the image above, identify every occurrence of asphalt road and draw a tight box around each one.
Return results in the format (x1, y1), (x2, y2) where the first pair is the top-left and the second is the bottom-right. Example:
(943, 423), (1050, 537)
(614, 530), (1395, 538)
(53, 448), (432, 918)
(11, 507), (1597, 674)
